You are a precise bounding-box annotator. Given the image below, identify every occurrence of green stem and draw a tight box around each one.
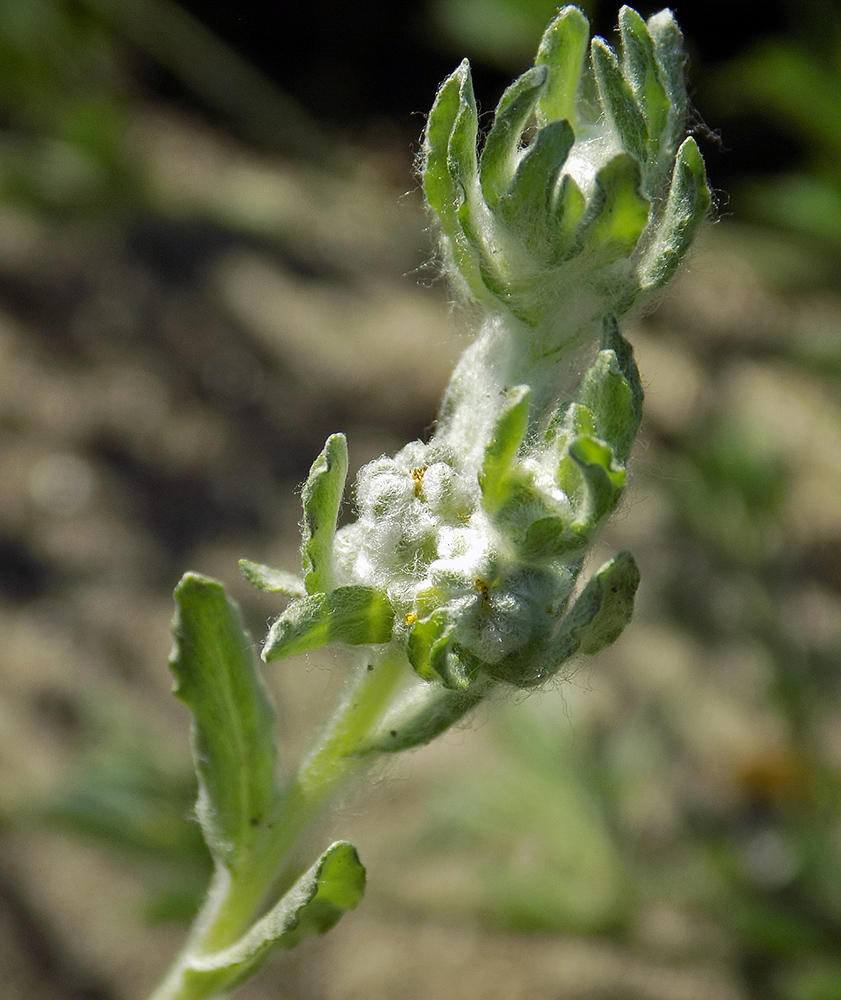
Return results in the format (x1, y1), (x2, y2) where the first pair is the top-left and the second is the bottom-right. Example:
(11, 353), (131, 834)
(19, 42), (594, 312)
(148, 646), (410, 1000)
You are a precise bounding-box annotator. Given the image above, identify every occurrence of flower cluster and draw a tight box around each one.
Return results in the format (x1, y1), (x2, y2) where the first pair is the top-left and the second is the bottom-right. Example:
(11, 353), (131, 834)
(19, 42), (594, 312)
(242, 5), (709, 744)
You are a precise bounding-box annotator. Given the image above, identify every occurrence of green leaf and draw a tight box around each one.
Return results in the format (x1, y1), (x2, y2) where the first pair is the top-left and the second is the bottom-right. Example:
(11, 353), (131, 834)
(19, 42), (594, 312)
(577, 152), (650, 262)
(479, 385), (531, 515)
(406, 611), (455, 683)
(500, 119), (574, 253)
(361, 682), (487, 753)
(178, 842), (366, 995)
(480, 65), (548, 212)
(569, 435), (627, 526)
(619, 6), (669, 151)
(239, 560), (306, 597)
(301, 433), (348, 595)
(575, 318), (643, 462)
(262, 586), (394, 662)
(447, 60), (480, 206)
(591, 38), (647, 164)
(639, 137), (710, 292)
(535, 6), (589, 128)
(548, 172), (587, 262)
(647, 9), (687, 159)
(519, 515), (587, 562)
(170, 574), (280, 869)
(423, 60), (487, 302)
(423, 60), (471, 233)
(552, 550), (640, 661)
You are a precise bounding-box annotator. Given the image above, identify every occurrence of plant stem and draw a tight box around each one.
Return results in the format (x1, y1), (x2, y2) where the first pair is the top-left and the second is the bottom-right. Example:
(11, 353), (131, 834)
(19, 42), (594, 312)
(148, 646), (410, 1000)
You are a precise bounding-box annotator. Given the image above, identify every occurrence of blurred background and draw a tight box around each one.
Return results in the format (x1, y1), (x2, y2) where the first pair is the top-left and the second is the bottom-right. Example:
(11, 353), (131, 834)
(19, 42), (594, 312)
(2, 1), (841, 998)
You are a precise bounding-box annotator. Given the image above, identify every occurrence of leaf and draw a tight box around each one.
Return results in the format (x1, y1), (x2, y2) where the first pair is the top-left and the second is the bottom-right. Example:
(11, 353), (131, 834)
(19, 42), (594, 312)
(360, 680), (488, 753)
(619, 6), (669, 151)
(170, 574), (280, 869)
(552, 550), (640, 660)
(569, 435), (627, 526)
(639, 137), (710, 293)
(406, 611), (454, 682)
(519, 515), (587, 562)
(262, 587), (394, 662)
(575, 317), (643, 462)
(423, 60), (468, 232)
(577, 152), (650, 262)
(535, 6), (590, 128)
(591, 38), (647, 164)
(479, 385), (531, 515)
(500, 119), (574, 252)
(647, 9), (687, 159)
(178, 842), (366, 995)
(548, 172), (587, 262)
(239, 560), (306, 597)
(480, 65), (548, 213)
(301, 433), (348, 595)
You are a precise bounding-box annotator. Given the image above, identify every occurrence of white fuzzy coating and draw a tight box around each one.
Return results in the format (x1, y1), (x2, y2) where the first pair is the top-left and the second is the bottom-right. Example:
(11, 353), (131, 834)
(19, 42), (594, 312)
(332, 425), (582, 672)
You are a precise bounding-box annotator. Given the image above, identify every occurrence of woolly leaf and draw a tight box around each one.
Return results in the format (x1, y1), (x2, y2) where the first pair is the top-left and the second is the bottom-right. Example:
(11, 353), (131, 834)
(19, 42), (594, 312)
(548, 173), (587, 262)
(578, 152), (650, 262)
(569, 436), (627, 527)
(423, 60), (471, 235)
(170, 574), (279, 869)
(575, 319), (643, 462)
(262, 587), (394, 662)
(178, 842), (365, 995)
(501, 119), (575, 253)
(552, 550), (640, 660)
(406, 611), (455, 683)
(519, 515), (587, 562)
(480, 65), (548, 213)
(619, 6), (669, 150)
(592, 38), (647, 163)
(479, 385), (532, 515)
(301, 433), (348, 595)
(360, 682), (487, 754)
(535, 6), (590, 128)
(639, 137), (710, 292)
(447, 61), (479, 204)
(239, 560), (306, 597)
(647, 9), (687, 158)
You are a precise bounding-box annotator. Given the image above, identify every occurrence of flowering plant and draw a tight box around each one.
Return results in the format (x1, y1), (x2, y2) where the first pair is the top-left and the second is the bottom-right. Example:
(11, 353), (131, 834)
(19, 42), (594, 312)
(149, 8), (709, 999)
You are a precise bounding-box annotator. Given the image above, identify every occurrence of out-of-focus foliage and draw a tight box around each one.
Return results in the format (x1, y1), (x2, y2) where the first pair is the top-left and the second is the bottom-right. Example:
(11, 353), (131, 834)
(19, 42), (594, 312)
(711, 1), (841, 262)
(0, 0), (136, 215)
(429, 0), (596, 69)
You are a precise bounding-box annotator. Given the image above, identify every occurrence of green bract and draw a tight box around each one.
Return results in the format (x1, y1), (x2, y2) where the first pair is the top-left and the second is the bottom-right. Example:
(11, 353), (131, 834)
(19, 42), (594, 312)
(150, 9), (709, 1000)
